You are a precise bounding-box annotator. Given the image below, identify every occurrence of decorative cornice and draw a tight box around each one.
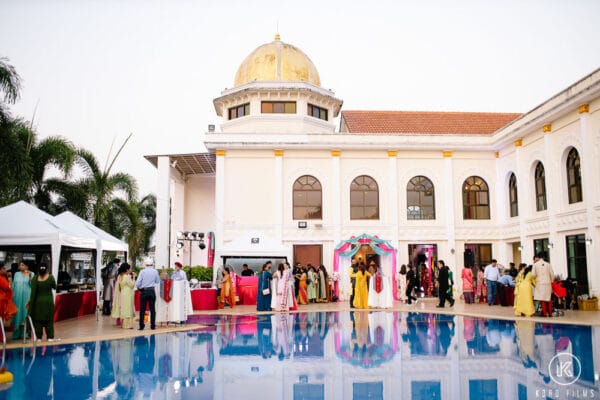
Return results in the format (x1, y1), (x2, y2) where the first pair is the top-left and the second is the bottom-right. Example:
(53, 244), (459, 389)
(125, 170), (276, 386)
(274, 149), (284, 156)
(514, 139), (522, 147)
(542, 124), (552, 133)
(387, 150), (398, 157)
(442, 151), (452, 158)
(215, 149), (226, 156)
(578, 104), (589, 114)
(331, 150), (341, 157)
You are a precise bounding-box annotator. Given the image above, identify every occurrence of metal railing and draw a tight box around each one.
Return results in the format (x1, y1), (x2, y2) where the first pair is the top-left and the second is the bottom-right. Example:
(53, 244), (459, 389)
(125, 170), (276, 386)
(0, 317), (6, 368)
(22, 315), (37, 347)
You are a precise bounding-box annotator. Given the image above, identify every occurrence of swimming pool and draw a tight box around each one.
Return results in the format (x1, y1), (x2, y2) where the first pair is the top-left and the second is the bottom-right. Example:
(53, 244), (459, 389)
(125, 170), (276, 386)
(0, 312), (598, 399)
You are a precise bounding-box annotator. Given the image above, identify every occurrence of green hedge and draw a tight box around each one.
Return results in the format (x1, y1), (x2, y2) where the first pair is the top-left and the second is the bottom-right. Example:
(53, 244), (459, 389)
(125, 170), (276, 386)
(132, 265), (213, 281)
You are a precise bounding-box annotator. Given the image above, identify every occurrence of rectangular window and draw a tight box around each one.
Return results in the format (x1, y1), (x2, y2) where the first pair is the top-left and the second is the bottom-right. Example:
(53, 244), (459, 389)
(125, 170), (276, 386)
(533, 238), (550, 262)
(293, 384), (324, 400)
(228, 103), (250, 120)
(469, 379), (498, 400)
(307, 104), (328, 121)
(261, 101), (296, 114)
(566, 234), (588, 294)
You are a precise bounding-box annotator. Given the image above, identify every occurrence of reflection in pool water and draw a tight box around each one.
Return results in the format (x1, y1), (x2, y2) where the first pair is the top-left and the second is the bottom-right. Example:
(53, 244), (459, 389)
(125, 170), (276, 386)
(0, 312), (598, 399)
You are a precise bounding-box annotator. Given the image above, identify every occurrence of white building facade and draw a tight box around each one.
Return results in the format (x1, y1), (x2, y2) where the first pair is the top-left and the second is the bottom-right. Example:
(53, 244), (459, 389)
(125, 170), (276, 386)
(147, 35), (600, 297)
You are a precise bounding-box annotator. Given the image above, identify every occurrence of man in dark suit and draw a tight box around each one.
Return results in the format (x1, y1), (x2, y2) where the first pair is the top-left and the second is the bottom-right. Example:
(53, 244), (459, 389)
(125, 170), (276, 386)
(436, 260), (454, 308)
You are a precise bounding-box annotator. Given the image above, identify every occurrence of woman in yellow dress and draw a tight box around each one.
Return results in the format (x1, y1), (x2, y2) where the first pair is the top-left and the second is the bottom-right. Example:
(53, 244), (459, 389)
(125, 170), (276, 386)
(111, 263), (136, 329)
(352, 265), (371, 309)
(219, 267), (236, 309)
(514, 265), (535, 317)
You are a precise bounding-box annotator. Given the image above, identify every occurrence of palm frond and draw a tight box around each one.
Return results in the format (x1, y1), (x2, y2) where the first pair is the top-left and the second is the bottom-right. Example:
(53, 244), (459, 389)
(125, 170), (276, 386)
(108, 172), (138, 201)
(105, 133), (132, 175)
(75, 148), (101, 178)
(0, 57), (21, 104)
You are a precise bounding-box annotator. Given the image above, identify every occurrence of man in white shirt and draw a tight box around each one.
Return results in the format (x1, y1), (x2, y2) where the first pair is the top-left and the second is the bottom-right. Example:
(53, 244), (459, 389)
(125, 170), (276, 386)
(483, 259), (500, 306)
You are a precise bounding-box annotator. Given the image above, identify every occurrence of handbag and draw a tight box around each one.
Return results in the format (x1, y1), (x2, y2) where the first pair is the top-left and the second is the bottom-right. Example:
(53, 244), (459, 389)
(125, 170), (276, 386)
(262, 288), (270, 295)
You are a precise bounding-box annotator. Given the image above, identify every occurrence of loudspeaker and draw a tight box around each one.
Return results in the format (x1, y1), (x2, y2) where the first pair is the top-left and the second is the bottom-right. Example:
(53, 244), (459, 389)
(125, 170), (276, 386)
(464, 250), (475, 267)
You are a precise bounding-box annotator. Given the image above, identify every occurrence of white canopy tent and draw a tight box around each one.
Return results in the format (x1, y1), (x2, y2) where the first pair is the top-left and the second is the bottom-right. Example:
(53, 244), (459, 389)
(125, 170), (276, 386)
(0, 201), (97, 277)
(54, 211), (128, 306)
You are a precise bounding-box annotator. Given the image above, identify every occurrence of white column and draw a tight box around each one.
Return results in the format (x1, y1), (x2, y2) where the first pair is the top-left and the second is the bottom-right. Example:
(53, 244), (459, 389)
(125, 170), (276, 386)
(543, 124), (560, 266)
(155, 156), (171, 269)
(515, 140), (532, 262)
(579, 105), (598, 296)
(389, 151), (400, 298)
(275, 150), (284, 242)
(388, 151), (399, 248)
(215, 150), (225, 250)
(172, 178), (186, 266)
(332, 150), (342, 245)
(494, 151), (510, 264)
(443, 152), (457, 270)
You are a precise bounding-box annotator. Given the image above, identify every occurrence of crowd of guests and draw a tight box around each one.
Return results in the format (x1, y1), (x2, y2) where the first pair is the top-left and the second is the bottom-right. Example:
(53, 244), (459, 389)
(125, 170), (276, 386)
(0, 260), (58, 342)
(457, 253), (557, 318)
(254, 262), (332, 312)
(348, 258), (394, 310)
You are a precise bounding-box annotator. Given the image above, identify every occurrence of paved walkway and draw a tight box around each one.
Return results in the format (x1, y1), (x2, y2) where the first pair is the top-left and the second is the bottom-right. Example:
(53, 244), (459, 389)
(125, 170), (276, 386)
(5, 298), (598, 350)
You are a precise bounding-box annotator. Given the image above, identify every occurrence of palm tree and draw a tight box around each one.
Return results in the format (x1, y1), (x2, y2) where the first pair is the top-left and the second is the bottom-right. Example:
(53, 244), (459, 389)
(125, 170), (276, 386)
(0, 118), (33, 206)
(63, 134), (138, 230)
(109, 194), (156, 264)
(0, 57), (21, 124)
(29, 136), (77, 212)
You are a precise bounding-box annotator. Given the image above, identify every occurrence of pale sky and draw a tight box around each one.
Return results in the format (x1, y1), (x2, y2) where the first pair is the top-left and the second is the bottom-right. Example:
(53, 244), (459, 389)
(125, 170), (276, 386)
(1, 0), (600, 196)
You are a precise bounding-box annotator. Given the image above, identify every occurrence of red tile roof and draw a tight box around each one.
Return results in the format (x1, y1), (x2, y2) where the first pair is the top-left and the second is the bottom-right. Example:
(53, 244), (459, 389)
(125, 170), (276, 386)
(341, 110), (522, 135)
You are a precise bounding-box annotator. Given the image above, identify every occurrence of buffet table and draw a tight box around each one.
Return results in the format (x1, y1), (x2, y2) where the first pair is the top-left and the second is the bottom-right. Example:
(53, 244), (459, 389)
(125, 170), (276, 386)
(54, 291), (98, 322)
(495, 285), (515, 306)
(135, 288), (218, 311)
(235, 276), (258, 305)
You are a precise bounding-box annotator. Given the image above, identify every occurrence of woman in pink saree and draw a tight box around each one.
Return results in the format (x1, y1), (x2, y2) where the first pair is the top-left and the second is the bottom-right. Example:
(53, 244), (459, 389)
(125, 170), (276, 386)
(461, 266), (474, 304)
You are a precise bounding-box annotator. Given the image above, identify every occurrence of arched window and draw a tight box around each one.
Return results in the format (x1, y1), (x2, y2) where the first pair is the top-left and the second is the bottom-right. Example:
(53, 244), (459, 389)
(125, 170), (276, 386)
(567, 148), (583, 204)
(509, 173), (518, 217)
(462, 176), (490, 219)
(350, 175), (379, 220)
(535, 162), (547, 211)
(293, 175), (322, 220)
(406, 176), (435, 220)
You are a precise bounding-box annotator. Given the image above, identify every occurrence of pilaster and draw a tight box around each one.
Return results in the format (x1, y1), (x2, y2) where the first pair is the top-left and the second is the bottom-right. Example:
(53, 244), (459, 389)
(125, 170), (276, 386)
(156, 156), (172, 269)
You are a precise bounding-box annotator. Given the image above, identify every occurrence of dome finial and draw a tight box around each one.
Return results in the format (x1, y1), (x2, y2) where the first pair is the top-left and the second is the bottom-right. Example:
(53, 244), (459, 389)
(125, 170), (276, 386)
(274, 33), (281, 41)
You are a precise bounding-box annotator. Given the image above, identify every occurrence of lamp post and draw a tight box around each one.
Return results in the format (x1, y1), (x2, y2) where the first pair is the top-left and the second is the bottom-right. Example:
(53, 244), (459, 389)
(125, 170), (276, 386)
(176, 231), (206, 267)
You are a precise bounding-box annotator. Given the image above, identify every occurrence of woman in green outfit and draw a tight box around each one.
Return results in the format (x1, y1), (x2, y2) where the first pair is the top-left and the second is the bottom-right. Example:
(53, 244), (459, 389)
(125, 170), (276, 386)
(111, 263), (136, 329)
(12, 261), (34, 339)
(28, 263), (57, 341)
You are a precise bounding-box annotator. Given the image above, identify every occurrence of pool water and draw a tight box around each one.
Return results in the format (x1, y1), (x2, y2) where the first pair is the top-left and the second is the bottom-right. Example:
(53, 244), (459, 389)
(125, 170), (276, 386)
(0, 312), (598, 399)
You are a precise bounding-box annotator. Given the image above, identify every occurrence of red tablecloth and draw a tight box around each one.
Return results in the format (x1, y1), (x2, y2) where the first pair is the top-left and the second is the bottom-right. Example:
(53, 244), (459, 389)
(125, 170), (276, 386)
(191, 289), (218, 310)
(495, 285), (515, 306)
(135, 288), (218, 311)
(54, 291), (97, 322)
(236, 276), (258, 305)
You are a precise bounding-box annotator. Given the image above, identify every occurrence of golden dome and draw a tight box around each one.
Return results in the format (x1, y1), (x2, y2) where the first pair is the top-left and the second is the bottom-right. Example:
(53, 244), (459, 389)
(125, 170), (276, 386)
(234, 35), (321, 87)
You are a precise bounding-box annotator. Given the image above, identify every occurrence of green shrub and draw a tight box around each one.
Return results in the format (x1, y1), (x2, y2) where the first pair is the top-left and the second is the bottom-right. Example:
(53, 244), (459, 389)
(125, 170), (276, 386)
(131, 265), (214, 281)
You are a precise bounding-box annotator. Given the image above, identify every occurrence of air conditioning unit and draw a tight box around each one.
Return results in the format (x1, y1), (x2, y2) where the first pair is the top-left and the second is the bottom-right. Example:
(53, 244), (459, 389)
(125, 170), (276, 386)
(314, 223), (323, 229)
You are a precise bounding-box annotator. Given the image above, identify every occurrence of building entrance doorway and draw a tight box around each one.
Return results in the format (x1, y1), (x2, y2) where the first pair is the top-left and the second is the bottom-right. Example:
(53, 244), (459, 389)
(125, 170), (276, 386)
(353, 244), (380, 268)
(566, 234), (588, 295)
(464, 243), (492, 271)
(293, 244), (322, 267)
(408, 244), (438, 297)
